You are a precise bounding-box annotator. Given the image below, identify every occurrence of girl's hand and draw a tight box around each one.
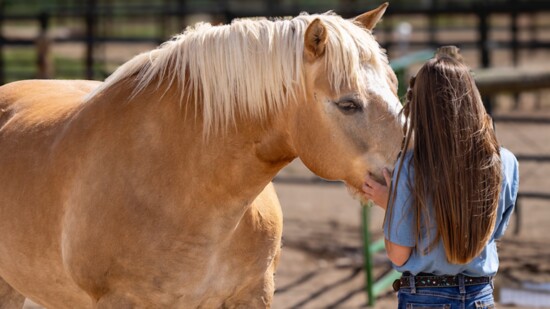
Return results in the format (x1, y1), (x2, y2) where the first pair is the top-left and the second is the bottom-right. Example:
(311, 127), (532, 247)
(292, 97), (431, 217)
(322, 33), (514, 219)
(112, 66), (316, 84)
(362, 168), (392, 210)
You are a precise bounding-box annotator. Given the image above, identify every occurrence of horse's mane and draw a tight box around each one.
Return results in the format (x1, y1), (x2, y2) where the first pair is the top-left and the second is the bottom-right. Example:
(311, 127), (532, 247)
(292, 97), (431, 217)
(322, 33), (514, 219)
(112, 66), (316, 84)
(87, 12), (387, 135)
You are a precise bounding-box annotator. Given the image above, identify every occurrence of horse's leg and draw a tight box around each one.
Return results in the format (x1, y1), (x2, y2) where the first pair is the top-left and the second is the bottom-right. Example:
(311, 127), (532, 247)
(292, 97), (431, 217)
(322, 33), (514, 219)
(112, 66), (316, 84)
(0, 278), (25, 309)
(224, 247), (281, 309)
(257, 253), (280, 308)
(222, 184), (282, 309)
(263, 246), (281, 308)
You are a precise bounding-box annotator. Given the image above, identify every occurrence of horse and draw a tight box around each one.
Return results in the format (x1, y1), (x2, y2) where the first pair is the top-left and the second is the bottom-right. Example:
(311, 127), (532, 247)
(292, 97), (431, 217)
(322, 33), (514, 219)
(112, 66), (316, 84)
(0, 3), (403, 308)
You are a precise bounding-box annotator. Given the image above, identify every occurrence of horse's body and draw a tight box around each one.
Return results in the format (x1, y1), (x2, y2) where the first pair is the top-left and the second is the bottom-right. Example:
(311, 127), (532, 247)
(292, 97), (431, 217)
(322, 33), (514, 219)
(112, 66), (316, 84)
(0, 4), (403, 308)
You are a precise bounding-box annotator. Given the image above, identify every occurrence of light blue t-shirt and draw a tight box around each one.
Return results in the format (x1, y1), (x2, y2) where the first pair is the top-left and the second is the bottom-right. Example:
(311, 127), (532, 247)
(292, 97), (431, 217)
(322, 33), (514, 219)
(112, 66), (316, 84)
(383, 147), (519, 277)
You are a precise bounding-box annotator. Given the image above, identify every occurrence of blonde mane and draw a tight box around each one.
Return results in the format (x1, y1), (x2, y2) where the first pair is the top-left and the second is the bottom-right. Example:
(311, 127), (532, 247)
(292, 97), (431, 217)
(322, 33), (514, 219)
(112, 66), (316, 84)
(87, 12), (388, 135)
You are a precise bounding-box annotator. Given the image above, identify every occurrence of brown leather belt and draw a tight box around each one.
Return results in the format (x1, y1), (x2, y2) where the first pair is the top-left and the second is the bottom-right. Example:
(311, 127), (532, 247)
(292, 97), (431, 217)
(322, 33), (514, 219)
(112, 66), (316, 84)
(393, 273), (492, 292)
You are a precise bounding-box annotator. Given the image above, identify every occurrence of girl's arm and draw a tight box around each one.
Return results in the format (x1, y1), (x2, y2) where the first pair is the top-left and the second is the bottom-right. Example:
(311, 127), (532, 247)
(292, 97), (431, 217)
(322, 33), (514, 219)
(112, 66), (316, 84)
(385, 238), (412, 266)
(363, 169), (413, 266)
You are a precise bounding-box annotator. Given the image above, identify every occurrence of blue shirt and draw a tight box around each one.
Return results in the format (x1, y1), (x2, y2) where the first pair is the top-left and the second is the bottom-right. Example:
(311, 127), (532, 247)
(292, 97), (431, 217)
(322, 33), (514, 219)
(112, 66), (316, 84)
(383, 147), (519, 276)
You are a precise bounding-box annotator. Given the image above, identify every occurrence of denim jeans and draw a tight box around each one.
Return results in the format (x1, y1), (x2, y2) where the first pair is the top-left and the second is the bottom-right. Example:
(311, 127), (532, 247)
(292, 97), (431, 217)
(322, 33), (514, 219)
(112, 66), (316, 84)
(398, 276), (495, 309)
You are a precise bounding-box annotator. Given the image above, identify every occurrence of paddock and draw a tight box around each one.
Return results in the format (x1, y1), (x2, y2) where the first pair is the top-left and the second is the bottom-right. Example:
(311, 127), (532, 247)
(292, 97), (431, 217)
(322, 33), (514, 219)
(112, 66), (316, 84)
(4, 1), (549, 308)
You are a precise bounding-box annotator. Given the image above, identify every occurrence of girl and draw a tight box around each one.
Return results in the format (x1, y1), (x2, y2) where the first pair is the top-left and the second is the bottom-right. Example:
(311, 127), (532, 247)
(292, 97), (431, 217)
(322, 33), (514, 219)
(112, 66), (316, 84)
(362, 47), (519, 309)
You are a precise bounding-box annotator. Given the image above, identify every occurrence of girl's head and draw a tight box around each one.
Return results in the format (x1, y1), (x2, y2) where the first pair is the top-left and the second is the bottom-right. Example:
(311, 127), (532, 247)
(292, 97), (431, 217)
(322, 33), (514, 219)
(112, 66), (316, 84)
(390, 47), (502, 264)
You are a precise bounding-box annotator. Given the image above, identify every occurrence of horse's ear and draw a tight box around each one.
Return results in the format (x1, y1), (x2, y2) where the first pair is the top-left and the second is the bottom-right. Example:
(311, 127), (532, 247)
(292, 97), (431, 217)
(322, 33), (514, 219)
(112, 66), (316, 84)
(304, 18), (328, 61)
(354, 2), (389, 30)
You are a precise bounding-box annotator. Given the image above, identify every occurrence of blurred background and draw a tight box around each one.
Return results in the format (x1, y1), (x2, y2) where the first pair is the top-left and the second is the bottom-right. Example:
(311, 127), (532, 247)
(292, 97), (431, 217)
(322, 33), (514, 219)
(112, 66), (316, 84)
(1, 0), (549, 308)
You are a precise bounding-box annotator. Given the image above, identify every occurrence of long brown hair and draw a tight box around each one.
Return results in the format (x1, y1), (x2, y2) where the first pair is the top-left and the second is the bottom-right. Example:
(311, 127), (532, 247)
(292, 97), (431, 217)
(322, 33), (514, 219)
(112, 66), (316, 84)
(387, 50), (502, 264)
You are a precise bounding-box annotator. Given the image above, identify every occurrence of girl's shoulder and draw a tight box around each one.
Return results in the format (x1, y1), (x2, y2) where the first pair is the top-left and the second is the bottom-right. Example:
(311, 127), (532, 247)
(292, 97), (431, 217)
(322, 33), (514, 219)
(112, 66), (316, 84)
(499, 147), (520, 201)
(500, 147), (517, 163)
(397, 150), (414, 168)
(499, 147), (519, 178)
(393, 150), (414, 181)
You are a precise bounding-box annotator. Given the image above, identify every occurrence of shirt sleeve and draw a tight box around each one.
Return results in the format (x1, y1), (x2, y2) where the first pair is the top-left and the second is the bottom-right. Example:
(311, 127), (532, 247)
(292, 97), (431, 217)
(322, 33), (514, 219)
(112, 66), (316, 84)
(493, 148), (520, 240)
(383, 153), (416, 247)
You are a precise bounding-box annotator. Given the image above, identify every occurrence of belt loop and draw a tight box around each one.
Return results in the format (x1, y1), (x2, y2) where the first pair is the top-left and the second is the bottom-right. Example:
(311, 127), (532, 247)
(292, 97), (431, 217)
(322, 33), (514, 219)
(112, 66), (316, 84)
(458, 274), (466, 294)
(490, 277), (494, 290)
(409, 274), (416, 294)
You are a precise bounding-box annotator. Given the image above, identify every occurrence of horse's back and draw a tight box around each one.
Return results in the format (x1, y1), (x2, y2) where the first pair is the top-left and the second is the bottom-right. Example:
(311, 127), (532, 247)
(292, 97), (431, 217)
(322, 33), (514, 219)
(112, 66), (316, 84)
(0, 79), (102, 203)
(0, 79), (101, 199)
(0, 79), (100, 99)
(0, 79), (101, 130)
(0, 79), (100, 309)
(0, 79), (100, 104)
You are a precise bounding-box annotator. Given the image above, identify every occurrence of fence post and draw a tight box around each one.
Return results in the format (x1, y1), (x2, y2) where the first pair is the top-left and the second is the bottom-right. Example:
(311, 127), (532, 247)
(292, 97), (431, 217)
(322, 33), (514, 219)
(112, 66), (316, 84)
(36, 12), (52, 79)
(510, 2), (519, 66)
(478, 9), (490, 68)
(477, 6), (492, 114)
(362, 204), (375, 305)
(428, 0), (438, 49)
(177, 0), (185, 30)
(0, 1), (5, 85)
(362, 203), (401, 307)
(85, 0), (97, 80)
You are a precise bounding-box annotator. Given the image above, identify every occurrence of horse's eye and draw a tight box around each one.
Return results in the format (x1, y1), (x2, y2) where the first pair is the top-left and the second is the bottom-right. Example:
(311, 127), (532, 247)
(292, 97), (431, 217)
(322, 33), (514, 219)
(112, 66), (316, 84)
(335, 100), (362, 113)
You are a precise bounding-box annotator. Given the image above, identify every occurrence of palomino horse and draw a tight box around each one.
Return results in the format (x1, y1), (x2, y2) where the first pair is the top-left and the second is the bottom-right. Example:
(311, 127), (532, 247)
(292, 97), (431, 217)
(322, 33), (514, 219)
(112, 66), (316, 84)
(0, 3), (403, 308)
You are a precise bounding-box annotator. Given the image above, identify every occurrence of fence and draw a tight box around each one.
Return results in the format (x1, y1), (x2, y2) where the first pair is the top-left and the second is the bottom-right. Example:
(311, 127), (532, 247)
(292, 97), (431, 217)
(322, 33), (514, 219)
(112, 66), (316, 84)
(474, 67), (550, 234)
(1, 0), (550, 84)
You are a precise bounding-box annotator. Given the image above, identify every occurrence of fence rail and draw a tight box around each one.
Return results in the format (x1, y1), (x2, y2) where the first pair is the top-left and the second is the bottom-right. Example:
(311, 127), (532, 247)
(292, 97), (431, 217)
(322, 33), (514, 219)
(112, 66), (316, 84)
(1, 0), (550, 83)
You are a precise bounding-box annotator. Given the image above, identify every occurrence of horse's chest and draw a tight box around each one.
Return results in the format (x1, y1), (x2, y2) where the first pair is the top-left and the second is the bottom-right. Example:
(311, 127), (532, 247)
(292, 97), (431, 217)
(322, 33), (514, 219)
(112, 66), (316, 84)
(175, 209), (281, 305)
(66, 196), (282, 306)
(190, 226), (278, 288)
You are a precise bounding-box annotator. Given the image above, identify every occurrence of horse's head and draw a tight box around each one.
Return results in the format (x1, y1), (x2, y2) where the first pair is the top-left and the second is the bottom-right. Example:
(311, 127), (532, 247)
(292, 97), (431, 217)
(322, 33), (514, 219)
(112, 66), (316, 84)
(86, 6), (402, 198)
(288, 4), (403, 196)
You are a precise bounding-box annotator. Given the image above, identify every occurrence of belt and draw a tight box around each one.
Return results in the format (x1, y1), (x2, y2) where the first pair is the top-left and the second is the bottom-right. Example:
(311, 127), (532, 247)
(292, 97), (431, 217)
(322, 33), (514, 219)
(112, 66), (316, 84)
(393, 273), (492, 292)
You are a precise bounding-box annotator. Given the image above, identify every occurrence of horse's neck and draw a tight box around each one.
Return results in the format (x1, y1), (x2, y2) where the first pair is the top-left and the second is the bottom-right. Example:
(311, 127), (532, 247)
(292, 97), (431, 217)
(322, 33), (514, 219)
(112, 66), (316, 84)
(179, 112), (297, 212)
(83, 84), (296, 216)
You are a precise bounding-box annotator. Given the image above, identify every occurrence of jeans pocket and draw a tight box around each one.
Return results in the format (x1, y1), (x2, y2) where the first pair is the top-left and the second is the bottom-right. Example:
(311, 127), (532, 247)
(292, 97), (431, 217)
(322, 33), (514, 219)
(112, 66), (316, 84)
(474, 300), (495, 309)
(406, 304), (451, 309)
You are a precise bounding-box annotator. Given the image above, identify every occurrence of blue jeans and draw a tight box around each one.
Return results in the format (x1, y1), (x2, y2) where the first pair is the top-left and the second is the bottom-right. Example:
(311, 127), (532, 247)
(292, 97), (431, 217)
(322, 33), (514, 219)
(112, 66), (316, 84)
(398, 280), (495, 309)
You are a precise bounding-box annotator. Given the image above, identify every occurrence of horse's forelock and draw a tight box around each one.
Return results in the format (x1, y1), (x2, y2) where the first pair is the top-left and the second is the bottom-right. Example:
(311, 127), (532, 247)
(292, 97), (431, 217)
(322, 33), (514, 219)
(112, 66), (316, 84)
(86, 13), (386, 136)
(321, 16), (388, 98)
